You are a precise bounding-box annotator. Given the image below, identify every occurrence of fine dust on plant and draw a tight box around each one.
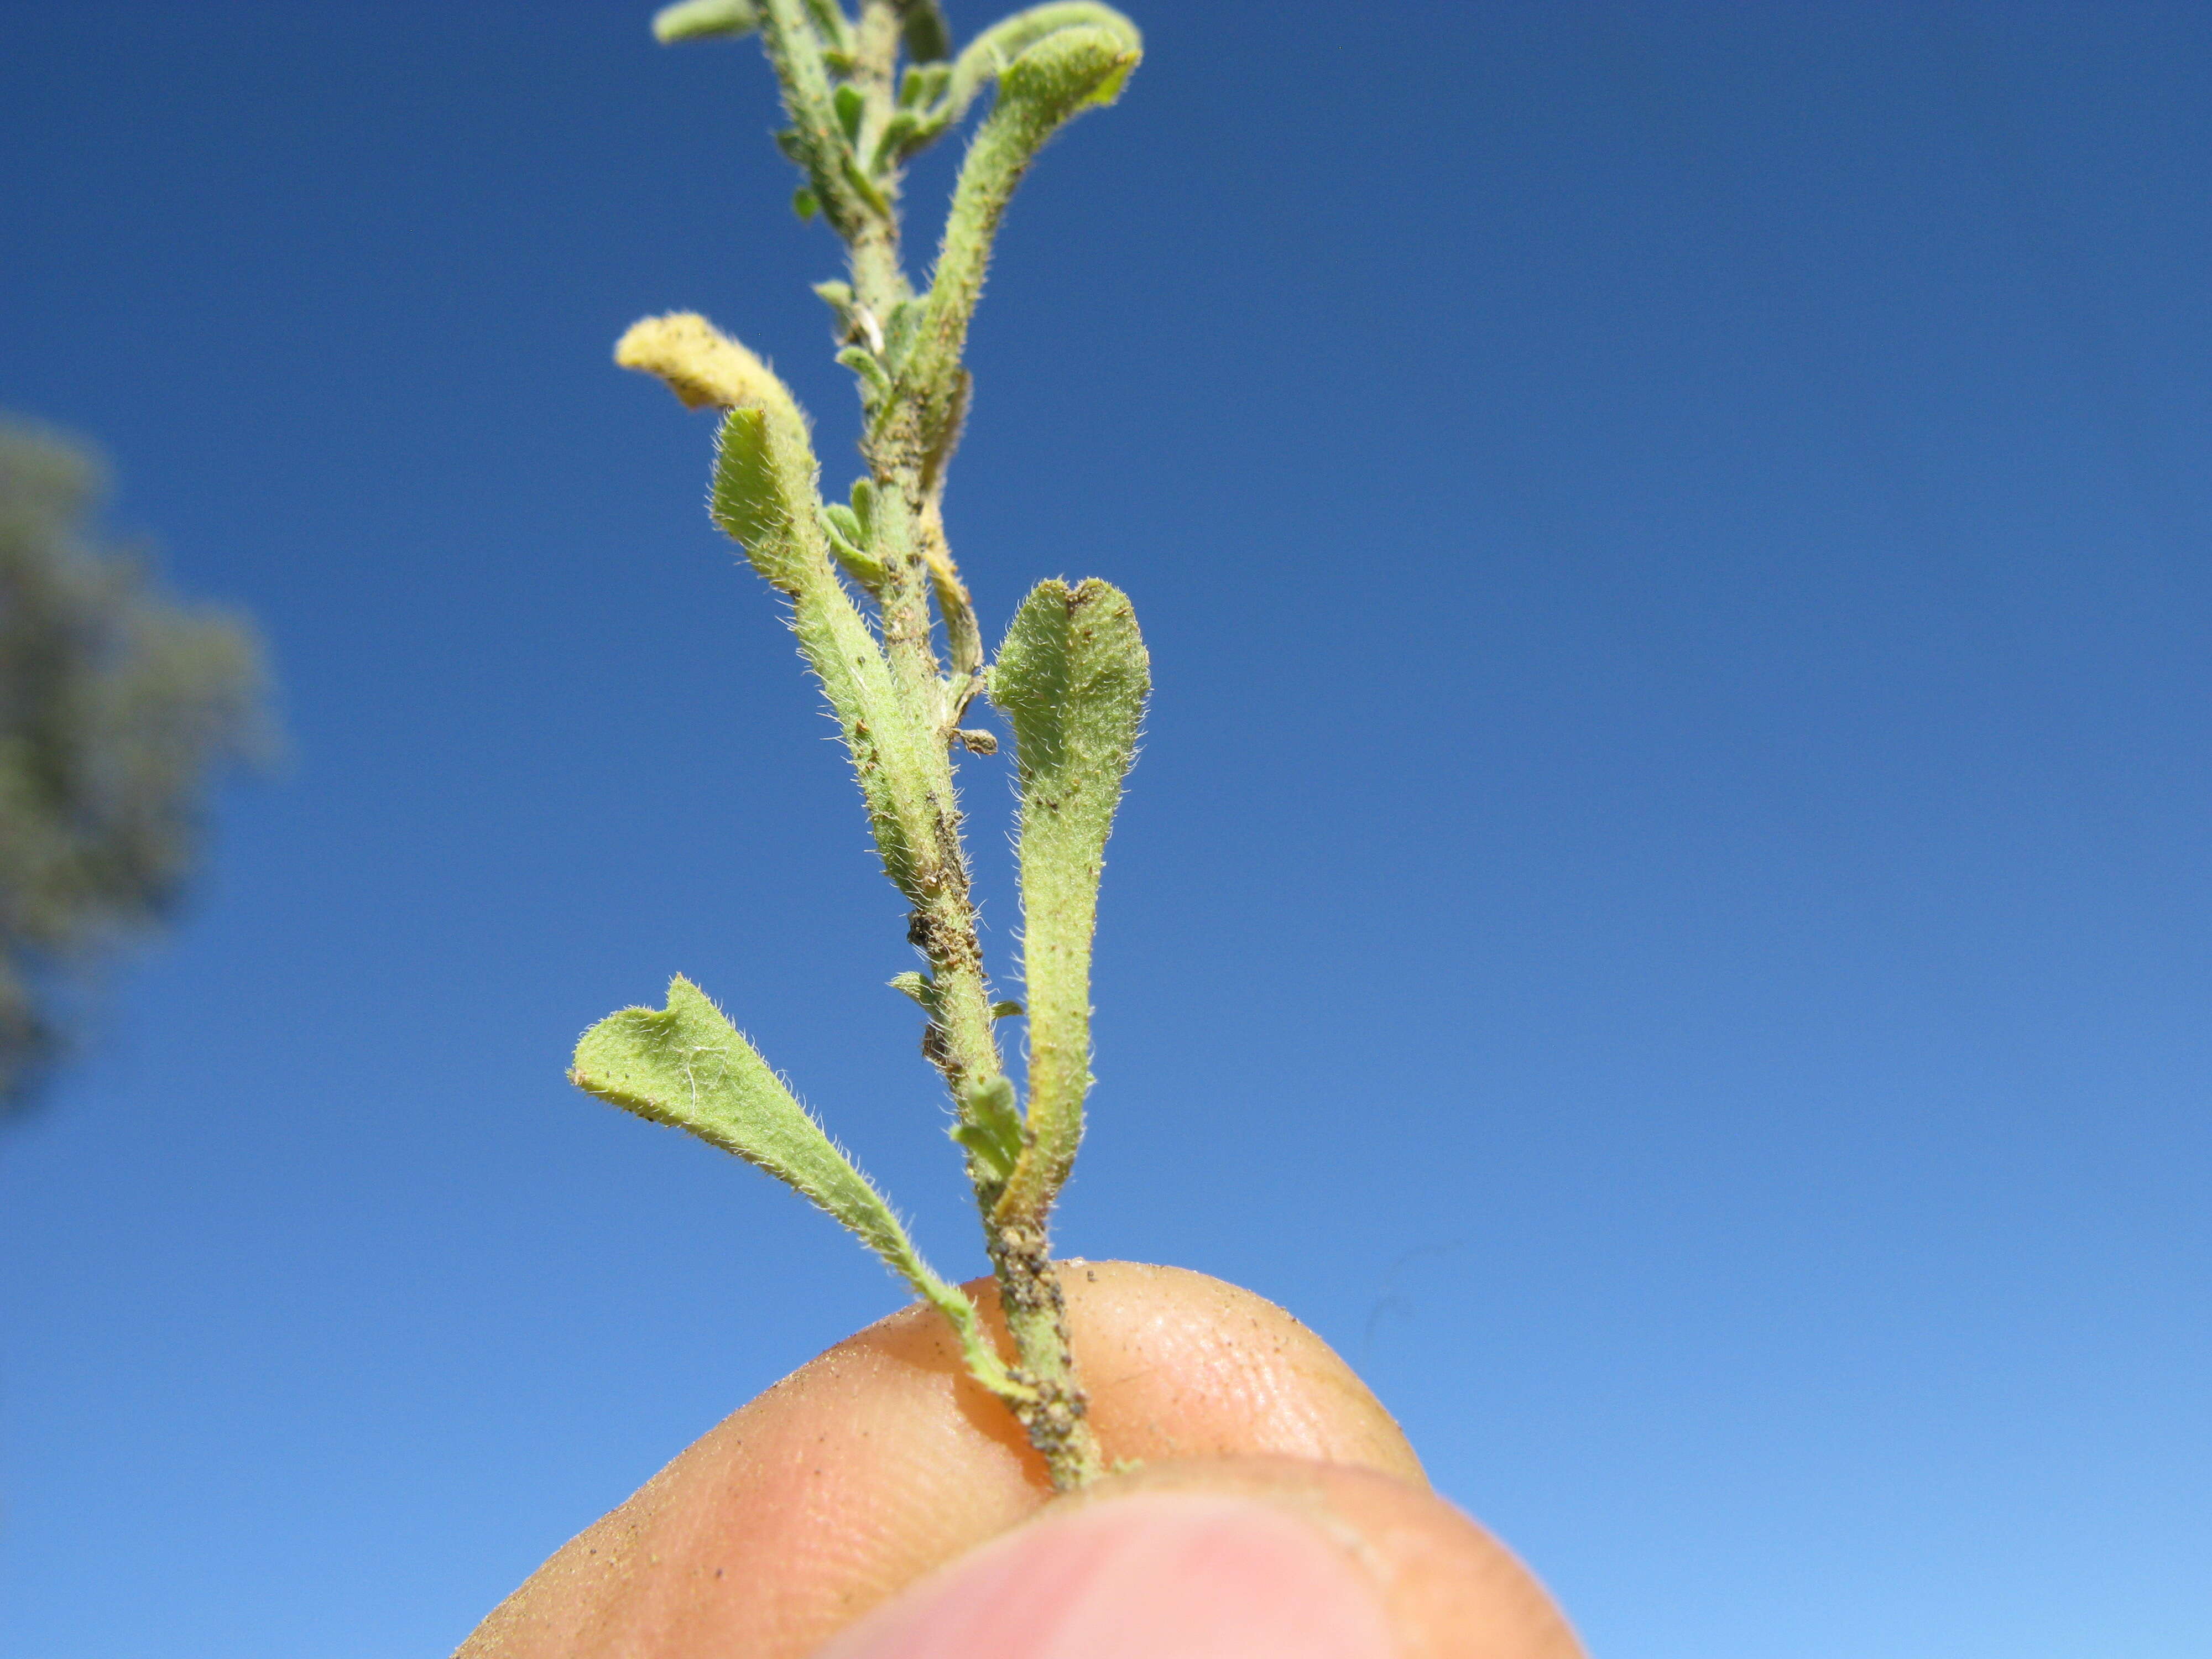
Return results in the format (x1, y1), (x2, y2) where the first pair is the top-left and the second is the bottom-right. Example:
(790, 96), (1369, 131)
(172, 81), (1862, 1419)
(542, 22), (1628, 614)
(569, 0), (1147, 1491)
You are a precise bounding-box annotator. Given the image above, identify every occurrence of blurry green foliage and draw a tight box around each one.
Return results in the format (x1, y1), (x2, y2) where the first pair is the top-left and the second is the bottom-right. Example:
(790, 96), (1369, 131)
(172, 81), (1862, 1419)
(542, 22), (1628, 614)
(0, 419), (273, 1111)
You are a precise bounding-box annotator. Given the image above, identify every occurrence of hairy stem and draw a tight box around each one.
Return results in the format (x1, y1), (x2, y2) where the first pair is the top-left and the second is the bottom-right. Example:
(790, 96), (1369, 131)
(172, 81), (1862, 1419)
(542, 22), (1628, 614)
(989, 1228), (1099, 1487)
(846, 1), (910, 316)
(757, 0), (868, 239)
(722, 0), (1142, 1491)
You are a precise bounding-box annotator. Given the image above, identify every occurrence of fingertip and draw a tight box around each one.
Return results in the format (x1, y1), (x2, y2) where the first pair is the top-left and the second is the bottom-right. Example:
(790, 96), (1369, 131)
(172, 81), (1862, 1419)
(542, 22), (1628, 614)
(816, 1489), (1396, 1659)
(817, 1459), (1583, 1659)
(1056, 1262), (1426, 1484)
(458, 1263), (1453, 1658)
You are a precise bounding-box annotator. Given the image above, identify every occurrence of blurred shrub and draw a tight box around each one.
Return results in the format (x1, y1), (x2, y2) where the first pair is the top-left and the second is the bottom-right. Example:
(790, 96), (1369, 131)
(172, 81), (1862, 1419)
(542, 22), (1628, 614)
(0, 419), (274, 1112)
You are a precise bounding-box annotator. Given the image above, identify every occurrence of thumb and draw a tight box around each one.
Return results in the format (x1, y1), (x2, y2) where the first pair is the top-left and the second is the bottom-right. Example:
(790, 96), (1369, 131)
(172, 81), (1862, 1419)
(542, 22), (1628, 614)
(816, 1457), (1584, 1659)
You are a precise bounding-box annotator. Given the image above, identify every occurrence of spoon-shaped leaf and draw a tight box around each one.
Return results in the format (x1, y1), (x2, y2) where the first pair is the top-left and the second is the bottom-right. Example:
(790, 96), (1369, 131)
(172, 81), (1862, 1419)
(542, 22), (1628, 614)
(987, 580), (1148, 1221)
(571, 976), (1025, 1399)
(903, 23), (1141, 461)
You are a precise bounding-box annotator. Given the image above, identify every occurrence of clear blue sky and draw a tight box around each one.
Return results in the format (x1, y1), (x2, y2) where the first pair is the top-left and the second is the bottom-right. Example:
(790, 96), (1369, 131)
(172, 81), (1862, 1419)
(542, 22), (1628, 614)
(4, 3), (2208, 1654)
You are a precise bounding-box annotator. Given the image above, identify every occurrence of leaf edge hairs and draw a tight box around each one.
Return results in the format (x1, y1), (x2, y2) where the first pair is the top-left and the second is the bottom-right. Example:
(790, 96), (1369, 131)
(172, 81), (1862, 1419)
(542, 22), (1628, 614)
(572, 0), (1148, 1491)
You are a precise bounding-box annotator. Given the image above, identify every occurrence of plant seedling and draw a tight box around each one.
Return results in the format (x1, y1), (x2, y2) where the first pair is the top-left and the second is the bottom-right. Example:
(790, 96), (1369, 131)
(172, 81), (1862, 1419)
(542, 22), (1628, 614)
(572, 0), (1147, 1491)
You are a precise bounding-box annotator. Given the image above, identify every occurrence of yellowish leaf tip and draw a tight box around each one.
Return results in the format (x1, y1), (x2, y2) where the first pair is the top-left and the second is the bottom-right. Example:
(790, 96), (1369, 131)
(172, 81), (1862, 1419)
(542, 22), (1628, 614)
(614, 312), (786, 412)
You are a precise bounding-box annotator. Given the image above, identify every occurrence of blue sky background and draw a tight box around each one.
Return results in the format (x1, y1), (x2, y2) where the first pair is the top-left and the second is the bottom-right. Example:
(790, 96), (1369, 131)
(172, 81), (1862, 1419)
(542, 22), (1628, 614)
(3, 2), (2208, 1653)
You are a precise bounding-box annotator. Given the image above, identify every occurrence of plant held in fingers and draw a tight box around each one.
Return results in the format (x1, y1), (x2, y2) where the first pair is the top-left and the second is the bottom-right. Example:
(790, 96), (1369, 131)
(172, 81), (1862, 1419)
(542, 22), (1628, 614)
(571, 0), (1147, 1491)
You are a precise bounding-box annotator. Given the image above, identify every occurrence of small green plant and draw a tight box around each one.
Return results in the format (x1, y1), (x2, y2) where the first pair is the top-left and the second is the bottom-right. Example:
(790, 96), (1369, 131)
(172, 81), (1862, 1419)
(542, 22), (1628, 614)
(572, 0), (1147, 1490)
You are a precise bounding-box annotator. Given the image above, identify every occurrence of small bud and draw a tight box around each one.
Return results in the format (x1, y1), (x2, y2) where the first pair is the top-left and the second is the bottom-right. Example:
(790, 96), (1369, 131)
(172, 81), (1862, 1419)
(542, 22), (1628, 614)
(833, 84), (864, 144)
(902, 0), (951, 64)
(888, 971), (936, 1009)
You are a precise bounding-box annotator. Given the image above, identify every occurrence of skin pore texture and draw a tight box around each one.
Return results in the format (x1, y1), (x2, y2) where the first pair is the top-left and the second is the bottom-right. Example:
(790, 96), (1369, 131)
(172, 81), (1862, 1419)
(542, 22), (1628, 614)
(457, 1263), (1584, 1658)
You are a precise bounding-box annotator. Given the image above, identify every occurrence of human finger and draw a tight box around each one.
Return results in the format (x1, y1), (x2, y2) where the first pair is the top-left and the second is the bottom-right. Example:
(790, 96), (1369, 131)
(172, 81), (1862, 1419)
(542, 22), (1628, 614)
(457, 1262), (1538, 1658)
(816, 1457), (1584, 1659)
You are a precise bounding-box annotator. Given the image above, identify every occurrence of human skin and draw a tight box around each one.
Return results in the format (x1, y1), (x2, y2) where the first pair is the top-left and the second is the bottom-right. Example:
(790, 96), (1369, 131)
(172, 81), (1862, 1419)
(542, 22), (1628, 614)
(456, 1262), (1585, 1658)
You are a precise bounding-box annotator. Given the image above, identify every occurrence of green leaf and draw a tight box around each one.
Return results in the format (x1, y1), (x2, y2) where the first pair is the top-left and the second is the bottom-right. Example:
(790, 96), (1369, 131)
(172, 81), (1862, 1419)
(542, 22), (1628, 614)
(871, 111), (923, 172)
(573, 977), (899, 1258)
(902, 0), (952, 64)
(839, 150), (891, 216)
(938, 3), (1140, 129)
(834, 343), (891, 403)
(658, 336), (943, 912)
(996, 23), (1141, 122)
(573, 977), (1028, 1400)
(833, 83), (865, 143)
(705, 398), (945, 904)
(822, 502), (865, 546)
(755, 0), (877, 238)
(987, 580), (1149, 1220)
(888, 969), (936, 1009)
(900, 62), (951, 108)
(707, 410), (794, 583)
(652, 0), (760, 43)
(951, 1073), (1025, 1188)
(801, 0), (854, 54)
(819, 503), (882, 589)
(792, 186), (820, 221)
(905, 21), (1140, 462)
(880, 298), (923, 369)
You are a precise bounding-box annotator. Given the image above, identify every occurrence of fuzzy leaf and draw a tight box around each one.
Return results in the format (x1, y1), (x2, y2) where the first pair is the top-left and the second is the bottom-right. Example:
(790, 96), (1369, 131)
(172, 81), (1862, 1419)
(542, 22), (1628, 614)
(705, 401), (944, 902)
(708, 409), (791, 580)
(758, 0), (869, 238)
(820, 508), (882, 589)
(872, 111), (924, 172)
(818, 505), (880, 588)
(951, 1073), (1024, 1187)
(880, 299), (923, 369)
(834, 344), (891, 401)
(900, 62), (951, 108)
(839, 155), (891, 217)
(988, 580), (1148, 1218)
(822, 502), (865, 546)
(905, 22), (1140, 461)
(653, 0), (760, 43)
(573, 978), (1026, 1400)
(997, 24), (1140, 123)
(615, 312), (787, 413)
(937, 3), (1140, 129)
(801, 0), (853, 54)
(572, 976), (924, 1280)
(902, 0), (952, 64)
